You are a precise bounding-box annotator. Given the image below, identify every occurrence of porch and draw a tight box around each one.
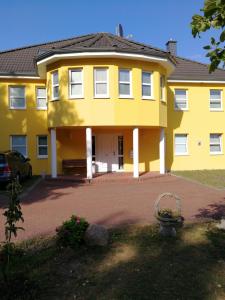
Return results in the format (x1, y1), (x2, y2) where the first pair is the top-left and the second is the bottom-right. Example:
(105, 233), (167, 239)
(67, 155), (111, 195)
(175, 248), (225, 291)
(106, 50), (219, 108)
(49, 127), (166, 179)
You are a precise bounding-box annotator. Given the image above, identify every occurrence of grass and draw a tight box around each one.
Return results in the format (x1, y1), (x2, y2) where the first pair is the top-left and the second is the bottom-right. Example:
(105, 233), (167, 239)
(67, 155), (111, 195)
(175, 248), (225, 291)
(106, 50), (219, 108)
(1, 222), (225, 299)
(173, 169), (225, 189)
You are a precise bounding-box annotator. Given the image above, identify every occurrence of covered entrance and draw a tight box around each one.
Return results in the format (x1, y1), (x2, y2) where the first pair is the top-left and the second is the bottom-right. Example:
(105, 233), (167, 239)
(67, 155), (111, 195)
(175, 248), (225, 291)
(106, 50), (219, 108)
(93, 134), (124, 173)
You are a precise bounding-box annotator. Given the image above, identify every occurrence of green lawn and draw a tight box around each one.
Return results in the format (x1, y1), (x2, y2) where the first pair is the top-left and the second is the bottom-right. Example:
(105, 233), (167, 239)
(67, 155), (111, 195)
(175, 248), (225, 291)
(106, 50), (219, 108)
(173, 170), (225, 189)
(1, 222), (225, 300)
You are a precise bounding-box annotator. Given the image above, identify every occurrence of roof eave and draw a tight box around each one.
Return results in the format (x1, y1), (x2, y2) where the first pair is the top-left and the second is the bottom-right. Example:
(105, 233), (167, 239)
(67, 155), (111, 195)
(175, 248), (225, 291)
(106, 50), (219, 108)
(36, 50), (175, 79)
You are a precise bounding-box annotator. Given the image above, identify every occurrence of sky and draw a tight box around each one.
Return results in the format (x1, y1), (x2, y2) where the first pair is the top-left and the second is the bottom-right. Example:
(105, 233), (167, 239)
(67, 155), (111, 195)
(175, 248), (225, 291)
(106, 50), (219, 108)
(0, 0), (216, 63)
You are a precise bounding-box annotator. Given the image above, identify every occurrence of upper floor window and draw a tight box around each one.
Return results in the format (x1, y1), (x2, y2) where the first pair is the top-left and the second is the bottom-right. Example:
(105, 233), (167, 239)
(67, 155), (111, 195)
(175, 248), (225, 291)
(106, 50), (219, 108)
(175, 134), (188, 155)
(69, 69), (83, 98)
(36, 87), (47, 110)
(94, 68), (108, 98)
(11, 135), (27, 157)
(160, 75), (165, 101)
(210, 133), (222, 154)
(119, 69), (131, 98)
(174, 89), (188, 110)
(9, 86), (25, 109)
(142, 71), (152, 99)
(37, 135), (48, 158)
(210, 89), (222, 111)
(52, 71), (59, 100)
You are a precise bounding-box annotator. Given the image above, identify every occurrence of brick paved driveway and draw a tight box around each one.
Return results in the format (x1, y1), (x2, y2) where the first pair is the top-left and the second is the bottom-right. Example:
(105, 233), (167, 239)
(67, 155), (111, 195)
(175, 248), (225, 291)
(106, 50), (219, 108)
(0, 174), (224, 241)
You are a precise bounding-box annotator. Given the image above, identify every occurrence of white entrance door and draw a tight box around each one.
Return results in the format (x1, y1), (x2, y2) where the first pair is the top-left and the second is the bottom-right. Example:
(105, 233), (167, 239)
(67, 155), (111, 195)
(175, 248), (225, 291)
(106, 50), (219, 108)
(96, 134), (118, 172)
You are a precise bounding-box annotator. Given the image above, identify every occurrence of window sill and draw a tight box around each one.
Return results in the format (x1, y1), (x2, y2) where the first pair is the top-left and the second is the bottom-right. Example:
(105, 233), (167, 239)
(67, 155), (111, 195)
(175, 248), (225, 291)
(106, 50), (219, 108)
(210, 109), (223, 112)
(94, 97), (110, 99)
(210, 152), (223, 156)
(142, 97), (155, 100)
(69, 97), (84, 100)
(37, 156), (48, 159)
(174, 108), (189, 112)
(10, 107), (26, 110)
(50, 99), (59, 102)
(119, 96), (133, 99)
(175, 153), (189, 156)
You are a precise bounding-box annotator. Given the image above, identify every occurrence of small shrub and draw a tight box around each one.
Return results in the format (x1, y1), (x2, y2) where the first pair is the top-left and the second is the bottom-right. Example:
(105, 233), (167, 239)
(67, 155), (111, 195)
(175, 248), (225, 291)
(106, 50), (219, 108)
(56, 215), (89, 248)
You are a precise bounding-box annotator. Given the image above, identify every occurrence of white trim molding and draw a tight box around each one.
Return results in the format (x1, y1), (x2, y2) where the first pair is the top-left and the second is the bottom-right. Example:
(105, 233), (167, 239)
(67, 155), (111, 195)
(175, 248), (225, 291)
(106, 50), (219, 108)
(159, 128), (165, 174)
(86, 127), (93, 180)
(168, 79), (225, 84)
(50, 128), (57, 178)
(133, 128), (139, 178)
(37, 52), (175, 78)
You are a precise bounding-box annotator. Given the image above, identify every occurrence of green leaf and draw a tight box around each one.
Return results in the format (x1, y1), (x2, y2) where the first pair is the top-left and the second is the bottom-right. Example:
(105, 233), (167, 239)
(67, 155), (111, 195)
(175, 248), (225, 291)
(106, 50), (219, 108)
(220, 30), (225, 41)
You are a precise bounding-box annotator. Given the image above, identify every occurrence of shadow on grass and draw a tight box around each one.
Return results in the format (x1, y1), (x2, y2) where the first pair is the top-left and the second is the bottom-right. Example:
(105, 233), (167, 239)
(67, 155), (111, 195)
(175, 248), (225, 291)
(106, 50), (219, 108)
(1, 223), (225, 299)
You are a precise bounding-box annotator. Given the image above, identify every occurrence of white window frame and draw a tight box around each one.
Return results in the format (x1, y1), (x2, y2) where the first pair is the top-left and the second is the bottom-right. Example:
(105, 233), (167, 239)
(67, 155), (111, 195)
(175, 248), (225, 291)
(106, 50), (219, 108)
(174, 134), (188, 156)
(160, 75), (166, 102)
(36, 87), (47, 110)
(69, 69), (84, 99)
(94, 68), (109, 98)
(37, 135), (48, 159)
(10, 135), (27, 157)
(209, 89), (223, 111)
(52, 71), (59, 101)
(142, 71), (153, 100)
(9, 86), (26, 109)
(174, 89), (188, 111)
(210, 133), (223, 155)
(119, 69), (132, 98)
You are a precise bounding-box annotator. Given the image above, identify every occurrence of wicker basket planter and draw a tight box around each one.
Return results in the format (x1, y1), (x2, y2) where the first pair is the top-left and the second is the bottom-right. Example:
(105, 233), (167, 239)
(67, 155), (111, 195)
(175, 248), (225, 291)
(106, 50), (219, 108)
(155, 193), (184, 237)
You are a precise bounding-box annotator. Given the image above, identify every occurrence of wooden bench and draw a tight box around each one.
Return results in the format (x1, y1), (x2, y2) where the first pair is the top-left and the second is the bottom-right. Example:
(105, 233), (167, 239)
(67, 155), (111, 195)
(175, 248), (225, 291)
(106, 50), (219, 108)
(62, 159), (86, 175)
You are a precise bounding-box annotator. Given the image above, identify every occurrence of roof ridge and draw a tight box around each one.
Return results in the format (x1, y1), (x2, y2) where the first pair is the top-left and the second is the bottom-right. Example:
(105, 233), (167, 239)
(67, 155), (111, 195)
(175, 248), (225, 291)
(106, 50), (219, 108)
(58, 34), (96, 49)
(107, 32), (169, 54)
(102, 33), (116, 47)
(0, 33), (95, 54)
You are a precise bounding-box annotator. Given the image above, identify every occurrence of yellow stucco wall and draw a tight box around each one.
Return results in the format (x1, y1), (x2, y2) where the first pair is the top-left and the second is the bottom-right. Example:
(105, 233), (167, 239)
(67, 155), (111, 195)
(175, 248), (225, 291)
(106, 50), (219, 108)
(0, 78), (50, 175)
(167, 82), (225, 171)
(46, 58), (167, 128)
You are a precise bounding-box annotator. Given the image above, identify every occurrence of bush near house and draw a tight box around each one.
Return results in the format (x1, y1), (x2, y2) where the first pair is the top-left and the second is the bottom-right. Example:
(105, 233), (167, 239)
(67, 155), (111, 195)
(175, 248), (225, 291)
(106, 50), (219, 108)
(56, 215), (89, 248)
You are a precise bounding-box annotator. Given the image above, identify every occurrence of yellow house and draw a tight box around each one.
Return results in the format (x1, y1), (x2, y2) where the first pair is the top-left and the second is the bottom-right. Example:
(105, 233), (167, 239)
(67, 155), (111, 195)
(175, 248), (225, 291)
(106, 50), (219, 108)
(0, 32), (225, 179)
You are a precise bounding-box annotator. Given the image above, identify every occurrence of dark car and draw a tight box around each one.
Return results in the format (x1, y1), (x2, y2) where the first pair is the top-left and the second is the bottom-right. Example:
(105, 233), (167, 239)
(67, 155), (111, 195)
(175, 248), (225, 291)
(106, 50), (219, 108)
(0, 150), (32, 183)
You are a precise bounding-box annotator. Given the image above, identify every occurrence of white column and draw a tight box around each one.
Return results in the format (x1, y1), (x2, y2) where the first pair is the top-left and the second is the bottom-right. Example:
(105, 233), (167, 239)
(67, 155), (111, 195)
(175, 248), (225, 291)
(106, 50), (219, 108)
(160, 128), (165, 174)
(86, 127), (92, 180)
(50, 128), (57, 178)
(133, 128), (139, 178)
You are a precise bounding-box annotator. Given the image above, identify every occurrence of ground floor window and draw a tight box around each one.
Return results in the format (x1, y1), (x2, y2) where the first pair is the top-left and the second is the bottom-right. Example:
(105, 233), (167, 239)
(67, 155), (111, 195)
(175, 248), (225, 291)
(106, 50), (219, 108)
(118, 135), (124, 169)
(210, 134), (222, 154)
(11, 135), (27, 157)
(174, 134), (188, 155)
(92, 136), (96, 162)
(37, 136), (48, 158)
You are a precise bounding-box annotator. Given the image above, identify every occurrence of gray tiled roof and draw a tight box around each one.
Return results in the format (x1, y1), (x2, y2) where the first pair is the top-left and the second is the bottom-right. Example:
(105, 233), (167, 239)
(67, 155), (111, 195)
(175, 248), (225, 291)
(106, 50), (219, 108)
(0, 32), (225, 81)
(169, 56), (225, 81)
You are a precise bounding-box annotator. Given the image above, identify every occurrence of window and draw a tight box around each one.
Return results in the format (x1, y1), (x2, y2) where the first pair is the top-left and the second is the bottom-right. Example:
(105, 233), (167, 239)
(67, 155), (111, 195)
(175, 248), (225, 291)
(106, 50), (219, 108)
(119, 69), (131, 97)
(142, 71), (152, 99)
(210, 134), (222, 154)
(118, 136), (124, 170)
(52, 71), (59, 100)
(69, 69), (83, 98)
(175, 134), (188, 155)
(9, 86), (25, 109)
(94, 68), (108, 98)
(174, 89), (188, 110)
(36, 87), (47, 110)
(160, 75), (165, 101)
(210, 89), (222, 111)
(37, 136), (48, 158)
(11, 135), (27, 157)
